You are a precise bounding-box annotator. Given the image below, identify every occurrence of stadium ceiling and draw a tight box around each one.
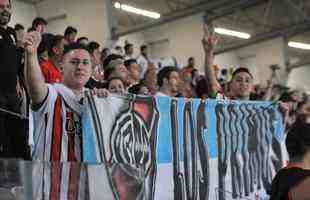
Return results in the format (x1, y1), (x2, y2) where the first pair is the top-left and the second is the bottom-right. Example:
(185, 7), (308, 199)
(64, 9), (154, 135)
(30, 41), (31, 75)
(18, 0), (310, 64)
(112, 0), (310, 63)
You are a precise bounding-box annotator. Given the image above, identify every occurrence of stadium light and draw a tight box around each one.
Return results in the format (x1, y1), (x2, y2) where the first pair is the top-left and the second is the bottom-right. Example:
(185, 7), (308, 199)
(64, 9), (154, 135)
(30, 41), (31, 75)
(214, 27), (251, 39)
(288, 41), (310, 50)
(114, 2), (161, 19)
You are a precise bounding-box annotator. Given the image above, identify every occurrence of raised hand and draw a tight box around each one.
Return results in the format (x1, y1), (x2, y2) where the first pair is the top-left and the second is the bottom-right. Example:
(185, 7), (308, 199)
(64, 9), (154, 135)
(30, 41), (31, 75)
(202, 22), (221, 96)
(202, 23), (218, 53)
(23, 31), (41, 54)
(278, 101), (290, 128)
(91, 88), (110, 98)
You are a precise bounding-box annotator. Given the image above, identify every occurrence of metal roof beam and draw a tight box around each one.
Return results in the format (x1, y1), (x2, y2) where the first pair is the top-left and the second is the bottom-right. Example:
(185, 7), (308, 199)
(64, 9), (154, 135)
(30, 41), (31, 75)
(114, 0), (268, 37)
(215, 20), (310, 55)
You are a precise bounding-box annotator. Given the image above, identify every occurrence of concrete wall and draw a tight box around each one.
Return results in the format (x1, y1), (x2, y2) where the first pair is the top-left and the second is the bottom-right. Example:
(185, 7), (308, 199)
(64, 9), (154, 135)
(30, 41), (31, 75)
(10, 1), (37, 29)
(139, 13), (205, 68)
(236, 38), (288, 85)
(116, 32), (146, 56)
(36, 0), (112, 46)
(35, 0), (66, 34)
(287, 65), (310, 92)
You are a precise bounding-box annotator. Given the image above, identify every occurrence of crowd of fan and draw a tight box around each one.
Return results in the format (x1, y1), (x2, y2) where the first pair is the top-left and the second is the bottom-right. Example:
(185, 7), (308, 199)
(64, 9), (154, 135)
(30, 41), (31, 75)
(22, 19), (310, 102)
(30, 20), (309, 132)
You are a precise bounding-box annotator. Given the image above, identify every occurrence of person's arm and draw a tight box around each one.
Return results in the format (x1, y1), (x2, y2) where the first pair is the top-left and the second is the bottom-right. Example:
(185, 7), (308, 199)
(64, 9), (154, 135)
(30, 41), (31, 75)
(202, 23), (221, 98)
(23, 31), (48, 106)
(262, 82), (273, 101)
(278, 101), (290, 134)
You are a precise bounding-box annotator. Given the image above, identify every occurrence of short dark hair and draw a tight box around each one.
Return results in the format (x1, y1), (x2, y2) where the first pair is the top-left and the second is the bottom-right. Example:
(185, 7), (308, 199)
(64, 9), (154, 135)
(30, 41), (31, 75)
(103, 54), (123, 68)
(140, 45), (147, 51)
(231, 67), (253, 79)
(63, 43), (89, 56)
(32, 17), (47, 28)
(128, 83), (146, 95)
(77, 37), (88, 44)
(14, 24), (24, 31)
(64, 26), (78, 36)
(102, 48), (110, 54)
(38, 40), (48, 56)
(188, 57), (194, 62)
(48, 35), (64, 57)
(38, 33), (54, 55)
(279, 92), (294, 102)
(124, 59), (137, 68)
(286, 121), (310, 162)
(195, 77), (210, 99)
(103, 54), (124, 80)
(87, 41), (100, 55)
(124, 43), (133, 52)
(157, 66), (179, 87)
(27, 27), (36, 33)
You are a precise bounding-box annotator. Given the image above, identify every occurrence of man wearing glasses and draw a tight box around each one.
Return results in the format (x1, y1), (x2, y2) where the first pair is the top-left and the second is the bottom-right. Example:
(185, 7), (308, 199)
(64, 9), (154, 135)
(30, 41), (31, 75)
(24, 31), (107, 162)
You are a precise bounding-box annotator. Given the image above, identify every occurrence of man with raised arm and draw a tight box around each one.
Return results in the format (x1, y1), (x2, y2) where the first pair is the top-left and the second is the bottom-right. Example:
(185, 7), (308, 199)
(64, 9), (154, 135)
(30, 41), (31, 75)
(24, 31), (107, 161)
(202, 23), (290, 129)
(202, 23), (254, 100)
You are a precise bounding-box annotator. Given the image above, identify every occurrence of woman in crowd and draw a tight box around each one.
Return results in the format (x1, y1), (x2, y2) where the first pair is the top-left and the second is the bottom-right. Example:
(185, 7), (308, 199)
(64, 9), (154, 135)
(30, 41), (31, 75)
(107, 77), (126, 95)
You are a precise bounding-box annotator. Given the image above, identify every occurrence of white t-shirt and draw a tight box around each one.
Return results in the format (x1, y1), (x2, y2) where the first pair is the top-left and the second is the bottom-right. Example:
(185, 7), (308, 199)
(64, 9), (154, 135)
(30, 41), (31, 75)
(31, 84), (85, 162)
(136, 55), (149, 78)
(155, 91), (168, 96)
(124, 55), (135, 61)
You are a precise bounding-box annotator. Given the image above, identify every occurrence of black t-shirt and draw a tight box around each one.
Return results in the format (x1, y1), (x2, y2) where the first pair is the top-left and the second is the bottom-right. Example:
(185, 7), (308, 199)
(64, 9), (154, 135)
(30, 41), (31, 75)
(0, 26), (20, 93)
(270, 167), (310, 200)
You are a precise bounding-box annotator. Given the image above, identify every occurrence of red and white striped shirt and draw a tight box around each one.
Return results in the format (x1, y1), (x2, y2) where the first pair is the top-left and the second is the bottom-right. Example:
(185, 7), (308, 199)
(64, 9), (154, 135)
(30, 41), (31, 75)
(31, 84), (84, 162)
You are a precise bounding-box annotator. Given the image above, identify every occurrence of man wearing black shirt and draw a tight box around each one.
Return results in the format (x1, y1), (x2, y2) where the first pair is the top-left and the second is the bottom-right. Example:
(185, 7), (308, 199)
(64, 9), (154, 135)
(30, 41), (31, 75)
(0, 0), (29, 159)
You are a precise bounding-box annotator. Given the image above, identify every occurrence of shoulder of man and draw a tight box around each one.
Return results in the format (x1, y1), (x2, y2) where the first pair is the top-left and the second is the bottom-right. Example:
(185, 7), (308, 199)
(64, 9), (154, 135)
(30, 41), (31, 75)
(6, 26), (15, 33)
(0, 26), (17, 44)
(7, 26), (16, 38)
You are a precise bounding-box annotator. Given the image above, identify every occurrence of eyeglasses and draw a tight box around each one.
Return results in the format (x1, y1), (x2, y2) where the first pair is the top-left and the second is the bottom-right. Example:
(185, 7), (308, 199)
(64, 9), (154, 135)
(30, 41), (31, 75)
(0, 4), (11, 10)
(68, 59), (91, 66)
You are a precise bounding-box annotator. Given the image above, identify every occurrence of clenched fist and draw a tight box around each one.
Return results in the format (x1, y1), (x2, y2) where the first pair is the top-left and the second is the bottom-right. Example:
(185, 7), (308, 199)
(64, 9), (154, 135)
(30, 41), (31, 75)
(23, 31), (42, 54)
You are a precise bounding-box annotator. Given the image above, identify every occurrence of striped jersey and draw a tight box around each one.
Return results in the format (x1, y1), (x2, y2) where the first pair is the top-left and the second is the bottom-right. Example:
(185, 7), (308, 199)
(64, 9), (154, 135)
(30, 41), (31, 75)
(31, 84), (85, 162)
(32, 162), (89, 200)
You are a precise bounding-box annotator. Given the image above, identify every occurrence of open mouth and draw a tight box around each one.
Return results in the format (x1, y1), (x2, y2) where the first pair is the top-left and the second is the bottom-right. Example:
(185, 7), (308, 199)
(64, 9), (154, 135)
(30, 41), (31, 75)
(1, 11), (10, 17)
(1, 14), (10, 19)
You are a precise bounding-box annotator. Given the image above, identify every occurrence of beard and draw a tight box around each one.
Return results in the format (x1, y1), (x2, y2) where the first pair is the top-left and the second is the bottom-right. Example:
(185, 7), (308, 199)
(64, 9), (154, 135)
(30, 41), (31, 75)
(0, 10), (11, 26)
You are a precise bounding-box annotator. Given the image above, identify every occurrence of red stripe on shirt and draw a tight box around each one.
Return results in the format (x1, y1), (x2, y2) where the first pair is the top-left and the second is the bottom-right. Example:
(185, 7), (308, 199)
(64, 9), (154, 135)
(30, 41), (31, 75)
(51, 95), (63, 161)
(50, 162), (62, 200)
(67, 111), (77, 161)
(68, 163), (81, 200)
(288, 191), (293, 200)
